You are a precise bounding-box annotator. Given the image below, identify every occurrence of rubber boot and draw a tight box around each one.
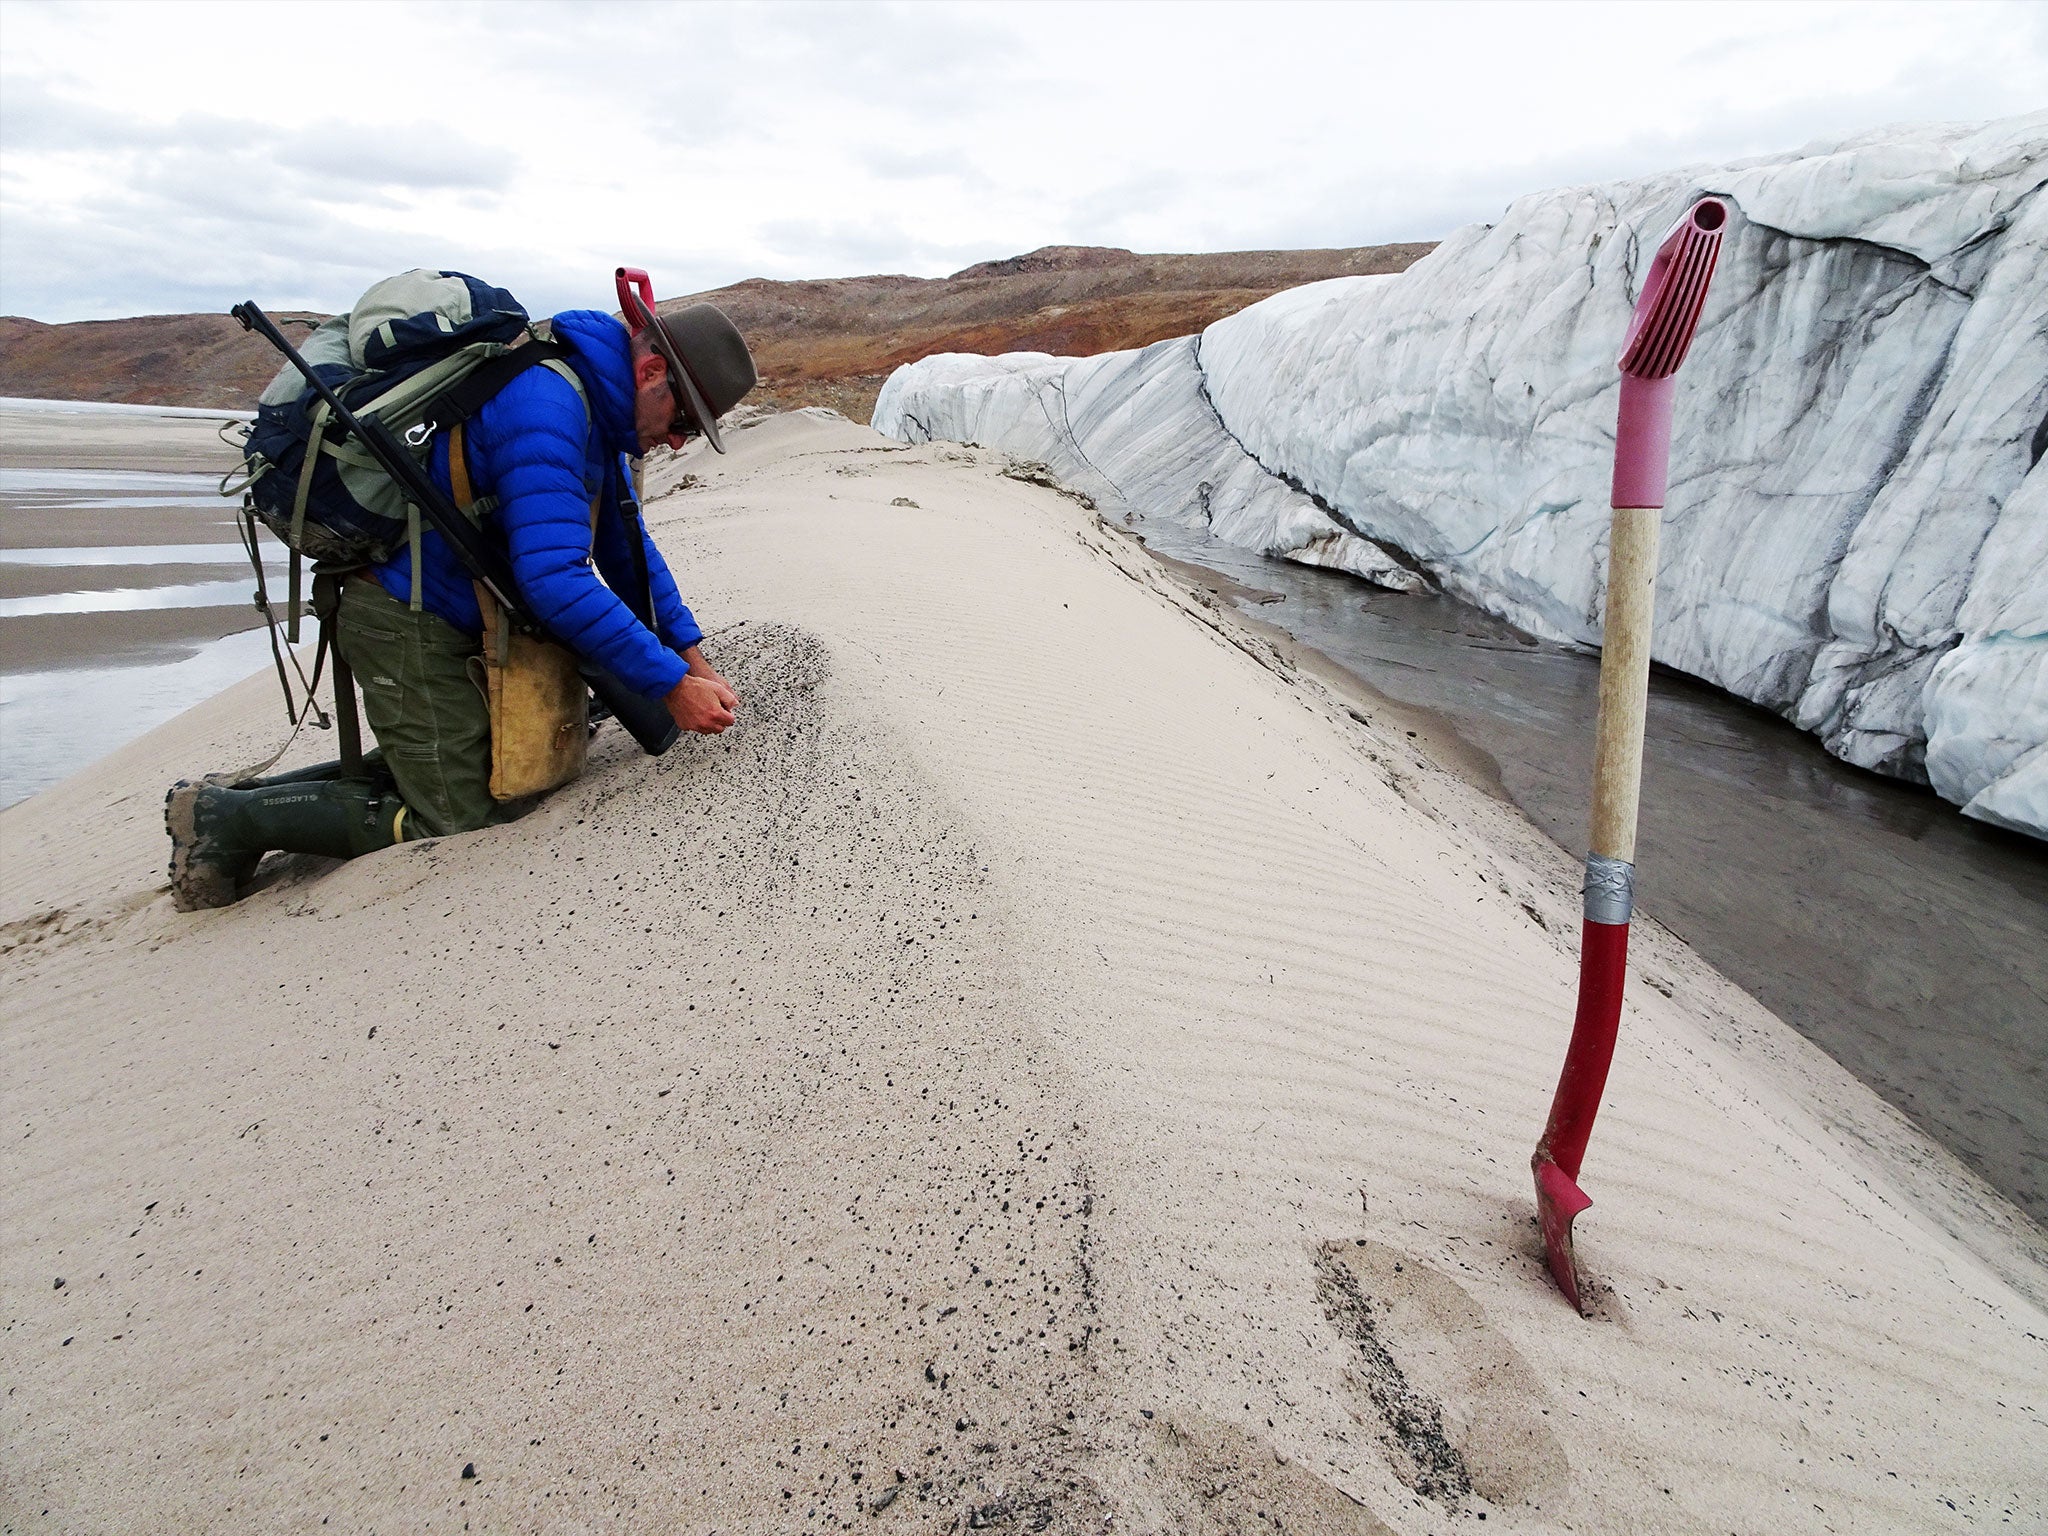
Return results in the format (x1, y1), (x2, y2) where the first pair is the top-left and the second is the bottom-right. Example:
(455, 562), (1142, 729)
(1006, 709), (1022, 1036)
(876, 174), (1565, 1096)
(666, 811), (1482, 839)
(165, 778), (411, 912)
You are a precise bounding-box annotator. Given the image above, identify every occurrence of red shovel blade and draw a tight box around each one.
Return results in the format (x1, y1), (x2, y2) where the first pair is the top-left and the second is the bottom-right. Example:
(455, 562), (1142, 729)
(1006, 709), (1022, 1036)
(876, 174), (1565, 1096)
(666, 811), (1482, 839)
(1534, 1157), (1594, 1314)
(1532, 916), (1630, 1314)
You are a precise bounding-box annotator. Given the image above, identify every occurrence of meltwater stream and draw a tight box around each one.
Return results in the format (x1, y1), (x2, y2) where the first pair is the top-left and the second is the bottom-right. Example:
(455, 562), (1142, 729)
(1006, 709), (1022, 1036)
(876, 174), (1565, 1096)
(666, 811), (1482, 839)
(1127, 507), (2048, 1230)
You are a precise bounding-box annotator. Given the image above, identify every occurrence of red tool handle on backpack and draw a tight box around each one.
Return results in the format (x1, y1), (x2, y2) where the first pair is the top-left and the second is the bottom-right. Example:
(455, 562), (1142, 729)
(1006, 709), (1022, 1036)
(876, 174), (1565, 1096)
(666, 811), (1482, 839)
(616, 267), (656, 333)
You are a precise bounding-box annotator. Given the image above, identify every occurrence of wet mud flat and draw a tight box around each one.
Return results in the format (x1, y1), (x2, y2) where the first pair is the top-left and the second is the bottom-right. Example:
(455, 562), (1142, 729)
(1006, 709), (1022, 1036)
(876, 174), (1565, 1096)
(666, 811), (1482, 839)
(1128, 508), (2048, 1230)
(0, 403), (272, 807)
(0, 395), (253, 473)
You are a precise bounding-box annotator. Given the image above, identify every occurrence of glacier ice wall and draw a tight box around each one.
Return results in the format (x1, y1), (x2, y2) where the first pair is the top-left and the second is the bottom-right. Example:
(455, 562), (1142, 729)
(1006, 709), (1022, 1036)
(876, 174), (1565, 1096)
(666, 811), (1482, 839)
(874, 115), (2048, 839)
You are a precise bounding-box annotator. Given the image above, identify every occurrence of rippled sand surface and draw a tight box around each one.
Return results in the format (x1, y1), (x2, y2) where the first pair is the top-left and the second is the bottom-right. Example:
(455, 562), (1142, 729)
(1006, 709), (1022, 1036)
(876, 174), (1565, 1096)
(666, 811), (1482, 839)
(3, 412), (2042, 1533)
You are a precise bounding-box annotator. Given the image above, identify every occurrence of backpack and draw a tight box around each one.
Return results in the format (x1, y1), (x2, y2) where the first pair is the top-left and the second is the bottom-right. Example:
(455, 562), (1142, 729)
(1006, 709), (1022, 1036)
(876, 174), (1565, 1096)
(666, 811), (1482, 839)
(230, 269), (583, 620)
(220, 269), (588, 777)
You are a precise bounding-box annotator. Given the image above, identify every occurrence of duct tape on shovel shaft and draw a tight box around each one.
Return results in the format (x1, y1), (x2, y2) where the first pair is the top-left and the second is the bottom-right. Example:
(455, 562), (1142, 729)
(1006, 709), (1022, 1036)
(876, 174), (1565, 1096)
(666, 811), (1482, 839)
(1582, 853), (1635, 925)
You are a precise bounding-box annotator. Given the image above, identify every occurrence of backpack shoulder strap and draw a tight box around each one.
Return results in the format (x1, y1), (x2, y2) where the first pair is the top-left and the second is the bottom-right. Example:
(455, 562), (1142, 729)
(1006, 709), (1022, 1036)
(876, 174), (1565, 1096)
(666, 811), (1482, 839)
(415, 339), (572, 440)
(535, 355), (589, 414)
(438, 351), (591, 525)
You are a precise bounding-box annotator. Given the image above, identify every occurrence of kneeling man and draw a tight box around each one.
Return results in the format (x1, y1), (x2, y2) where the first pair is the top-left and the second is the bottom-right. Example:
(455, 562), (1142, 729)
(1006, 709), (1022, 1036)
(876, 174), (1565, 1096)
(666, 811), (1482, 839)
(167, 299), (755, 909)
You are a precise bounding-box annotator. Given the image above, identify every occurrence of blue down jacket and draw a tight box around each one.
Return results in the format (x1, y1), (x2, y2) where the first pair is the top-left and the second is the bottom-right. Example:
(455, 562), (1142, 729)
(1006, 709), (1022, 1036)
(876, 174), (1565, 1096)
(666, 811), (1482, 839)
(370, 309), (699, 699)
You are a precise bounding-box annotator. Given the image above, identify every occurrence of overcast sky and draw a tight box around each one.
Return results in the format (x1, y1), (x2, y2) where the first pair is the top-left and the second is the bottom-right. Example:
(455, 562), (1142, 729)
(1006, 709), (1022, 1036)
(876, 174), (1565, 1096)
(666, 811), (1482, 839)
(2, 0), (2043, 323)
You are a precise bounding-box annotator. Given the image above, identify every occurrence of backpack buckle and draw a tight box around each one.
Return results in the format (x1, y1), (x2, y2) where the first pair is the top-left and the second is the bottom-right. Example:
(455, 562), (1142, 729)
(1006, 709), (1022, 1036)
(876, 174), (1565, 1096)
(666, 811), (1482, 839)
(404, 421), (435, 448)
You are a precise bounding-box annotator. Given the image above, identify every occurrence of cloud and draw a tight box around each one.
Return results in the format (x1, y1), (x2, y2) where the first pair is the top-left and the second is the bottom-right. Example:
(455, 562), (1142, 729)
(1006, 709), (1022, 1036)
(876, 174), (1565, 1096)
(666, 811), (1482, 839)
(1061, 169), (1206, 243)
(2, 1), (2045, 323)
(858, 144), (984, 183)
(0, 75), (144, 151)
(751, 216), (989, 279)
(0, 76), (511, 201)
(271, 125), (514, 196)
(1157, 64), (2048, 255)
(0, 74), (529, 319)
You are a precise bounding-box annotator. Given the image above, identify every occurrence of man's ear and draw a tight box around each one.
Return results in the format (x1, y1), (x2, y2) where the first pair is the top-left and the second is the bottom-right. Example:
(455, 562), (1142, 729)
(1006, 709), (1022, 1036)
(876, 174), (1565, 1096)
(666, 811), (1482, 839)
(634, 349), (668, 387)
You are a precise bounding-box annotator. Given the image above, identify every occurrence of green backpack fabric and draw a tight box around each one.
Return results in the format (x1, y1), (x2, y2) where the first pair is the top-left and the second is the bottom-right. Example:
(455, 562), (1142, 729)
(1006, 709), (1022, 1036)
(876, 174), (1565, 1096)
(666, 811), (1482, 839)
(229, 269), (584, 631)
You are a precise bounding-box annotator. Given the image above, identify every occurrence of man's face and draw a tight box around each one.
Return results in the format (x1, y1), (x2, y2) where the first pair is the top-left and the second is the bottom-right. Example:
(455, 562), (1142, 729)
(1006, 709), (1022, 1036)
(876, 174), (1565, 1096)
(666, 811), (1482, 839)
(632, 344), (693, 456)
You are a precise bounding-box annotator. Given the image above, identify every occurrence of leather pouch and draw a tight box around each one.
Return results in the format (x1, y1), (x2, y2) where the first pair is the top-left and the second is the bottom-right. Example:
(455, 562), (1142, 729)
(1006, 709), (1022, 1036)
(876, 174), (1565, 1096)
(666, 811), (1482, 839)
(475, 584), (588, 801)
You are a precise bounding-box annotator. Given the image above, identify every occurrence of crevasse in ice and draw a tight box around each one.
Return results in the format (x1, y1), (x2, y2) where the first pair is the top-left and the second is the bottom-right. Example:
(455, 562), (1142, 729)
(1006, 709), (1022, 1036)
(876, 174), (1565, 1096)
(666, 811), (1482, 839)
(874, 115), (2048, 839)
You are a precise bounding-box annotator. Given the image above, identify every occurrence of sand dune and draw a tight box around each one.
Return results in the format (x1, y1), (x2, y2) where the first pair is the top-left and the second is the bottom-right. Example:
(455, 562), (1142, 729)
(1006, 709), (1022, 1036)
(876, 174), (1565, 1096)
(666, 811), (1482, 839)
(3, 412), (2042, 1533)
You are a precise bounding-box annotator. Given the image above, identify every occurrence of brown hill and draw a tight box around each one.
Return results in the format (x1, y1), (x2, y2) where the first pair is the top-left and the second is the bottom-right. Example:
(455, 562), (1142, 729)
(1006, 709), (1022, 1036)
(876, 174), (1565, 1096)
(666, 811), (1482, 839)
(0, 243), (1434, 423)
(665, 243), (1435, 419)
(0, 311), (323, 410)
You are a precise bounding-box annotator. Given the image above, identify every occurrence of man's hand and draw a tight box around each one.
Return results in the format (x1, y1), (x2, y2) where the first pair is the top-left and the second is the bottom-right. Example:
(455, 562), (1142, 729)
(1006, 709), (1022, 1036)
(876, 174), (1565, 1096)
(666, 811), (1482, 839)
(680, 645), (739, 711)
(697, 669), (739, 711)
(665, 672), (736, 735)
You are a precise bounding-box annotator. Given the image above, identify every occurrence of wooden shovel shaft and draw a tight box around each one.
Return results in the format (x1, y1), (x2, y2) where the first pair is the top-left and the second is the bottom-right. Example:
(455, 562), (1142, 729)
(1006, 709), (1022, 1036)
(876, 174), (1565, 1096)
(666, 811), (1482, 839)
(1590, 506), (1661, 864)
(1534, 504), (1660, 1188)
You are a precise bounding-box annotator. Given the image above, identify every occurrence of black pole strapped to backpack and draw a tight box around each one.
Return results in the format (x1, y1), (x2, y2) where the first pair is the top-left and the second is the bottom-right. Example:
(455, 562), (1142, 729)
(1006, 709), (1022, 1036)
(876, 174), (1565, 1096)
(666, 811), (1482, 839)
(231, 301), (681, 759)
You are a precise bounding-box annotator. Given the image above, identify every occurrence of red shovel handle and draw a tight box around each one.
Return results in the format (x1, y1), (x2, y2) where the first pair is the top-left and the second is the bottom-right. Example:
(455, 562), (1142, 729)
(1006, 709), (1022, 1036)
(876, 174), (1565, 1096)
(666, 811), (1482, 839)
(616, 267), (657, 333)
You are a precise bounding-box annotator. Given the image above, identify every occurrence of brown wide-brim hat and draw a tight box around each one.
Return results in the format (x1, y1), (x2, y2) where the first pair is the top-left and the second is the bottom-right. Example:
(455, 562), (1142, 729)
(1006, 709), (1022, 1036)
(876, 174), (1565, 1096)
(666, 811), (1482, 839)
(621, 289), (756, 453)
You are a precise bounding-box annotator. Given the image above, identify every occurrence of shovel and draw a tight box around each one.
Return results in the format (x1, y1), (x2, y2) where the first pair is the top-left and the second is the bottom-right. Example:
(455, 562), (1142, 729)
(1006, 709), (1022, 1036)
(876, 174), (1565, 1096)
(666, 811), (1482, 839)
(1532, 196), (1728, 1314)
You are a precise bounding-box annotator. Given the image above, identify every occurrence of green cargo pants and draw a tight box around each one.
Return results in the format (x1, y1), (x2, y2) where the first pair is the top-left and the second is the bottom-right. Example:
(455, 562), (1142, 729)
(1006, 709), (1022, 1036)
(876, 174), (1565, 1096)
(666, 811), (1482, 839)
(332, 576), (498, 837)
